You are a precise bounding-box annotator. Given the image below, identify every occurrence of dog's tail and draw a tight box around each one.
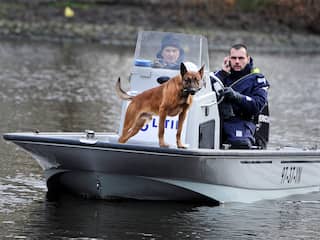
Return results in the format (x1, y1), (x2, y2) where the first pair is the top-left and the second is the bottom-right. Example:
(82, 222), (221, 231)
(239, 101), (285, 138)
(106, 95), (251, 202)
(115, 77), (134, 100)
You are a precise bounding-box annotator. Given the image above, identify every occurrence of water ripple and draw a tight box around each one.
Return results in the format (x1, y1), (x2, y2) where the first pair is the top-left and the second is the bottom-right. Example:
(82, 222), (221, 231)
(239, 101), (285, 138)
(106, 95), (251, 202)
(0, 174), (46, 213)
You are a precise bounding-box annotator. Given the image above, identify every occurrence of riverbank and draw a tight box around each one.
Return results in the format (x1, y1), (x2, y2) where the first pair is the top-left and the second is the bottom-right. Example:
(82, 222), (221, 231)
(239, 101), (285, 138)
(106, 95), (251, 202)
(1, 1), (320, 53)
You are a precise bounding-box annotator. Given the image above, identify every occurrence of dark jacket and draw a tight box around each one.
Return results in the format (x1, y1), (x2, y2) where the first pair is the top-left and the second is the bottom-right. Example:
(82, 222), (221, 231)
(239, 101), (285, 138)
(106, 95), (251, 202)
(213, 58), (269, 147)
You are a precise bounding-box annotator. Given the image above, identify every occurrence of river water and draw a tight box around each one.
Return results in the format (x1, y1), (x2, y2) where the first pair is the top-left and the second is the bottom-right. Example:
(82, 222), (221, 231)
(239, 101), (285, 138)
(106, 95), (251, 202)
(0, 38), (320, 239)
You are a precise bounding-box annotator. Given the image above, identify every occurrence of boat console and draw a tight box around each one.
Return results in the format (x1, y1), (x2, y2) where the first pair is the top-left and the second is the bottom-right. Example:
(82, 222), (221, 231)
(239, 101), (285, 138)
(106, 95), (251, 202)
(118, 31), (221, 149)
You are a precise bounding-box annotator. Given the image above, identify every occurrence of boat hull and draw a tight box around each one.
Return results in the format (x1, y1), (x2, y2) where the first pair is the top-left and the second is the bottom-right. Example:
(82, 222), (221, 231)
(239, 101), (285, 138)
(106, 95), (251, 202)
(46, 170), (320, 204)
(4, 132), (320, 203)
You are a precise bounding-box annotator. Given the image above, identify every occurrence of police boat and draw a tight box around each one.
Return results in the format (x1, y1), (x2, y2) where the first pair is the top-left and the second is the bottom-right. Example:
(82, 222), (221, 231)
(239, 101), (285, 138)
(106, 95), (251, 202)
(3, 31), (320, 204)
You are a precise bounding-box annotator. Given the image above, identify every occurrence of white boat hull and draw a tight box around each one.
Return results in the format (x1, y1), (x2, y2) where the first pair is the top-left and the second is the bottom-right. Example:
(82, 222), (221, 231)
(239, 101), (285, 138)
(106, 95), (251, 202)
(4, 132), (320, 203)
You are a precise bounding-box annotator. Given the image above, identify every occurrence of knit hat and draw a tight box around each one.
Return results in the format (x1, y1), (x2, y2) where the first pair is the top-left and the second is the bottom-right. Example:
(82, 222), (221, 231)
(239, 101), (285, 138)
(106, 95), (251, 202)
(160, 34), (181, 50)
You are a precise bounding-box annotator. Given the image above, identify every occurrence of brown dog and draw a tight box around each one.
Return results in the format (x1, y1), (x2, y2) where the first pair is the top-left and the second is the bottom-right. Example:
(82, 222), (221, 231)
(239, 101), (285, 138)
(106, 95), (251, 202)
(116, 62), (204, 148)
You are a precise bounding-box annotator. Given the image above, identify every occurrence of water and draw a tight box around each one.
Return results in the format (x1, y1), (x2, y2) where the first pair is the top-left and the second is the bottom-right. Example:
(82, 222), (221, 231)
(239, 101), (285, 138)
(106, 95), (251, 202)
(0, 38), (320, 239)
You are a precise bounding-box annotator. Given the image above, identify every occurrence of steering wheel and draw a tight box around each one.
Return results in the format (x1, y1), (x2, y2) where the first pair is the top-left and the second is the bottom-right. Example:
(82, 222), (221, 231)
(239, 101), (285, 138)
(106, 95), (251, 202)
(209, 73), (225, 104)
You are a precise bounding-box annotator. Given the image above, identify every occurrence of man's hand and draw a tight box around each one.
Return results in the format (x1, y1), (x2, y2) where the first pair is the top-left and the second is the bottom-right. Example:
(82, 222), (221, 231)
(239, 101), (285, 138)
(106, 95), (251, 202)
(223, 87), (243, 103)
(222, 56), (231, 73)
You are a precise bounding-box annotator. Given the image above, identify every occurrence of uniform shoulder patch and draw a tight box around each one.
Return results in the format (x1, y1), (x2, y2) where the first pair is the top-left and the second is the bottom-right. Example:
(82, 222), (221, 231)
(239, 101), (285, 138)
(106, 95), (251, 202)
(257, 77), (266, 84)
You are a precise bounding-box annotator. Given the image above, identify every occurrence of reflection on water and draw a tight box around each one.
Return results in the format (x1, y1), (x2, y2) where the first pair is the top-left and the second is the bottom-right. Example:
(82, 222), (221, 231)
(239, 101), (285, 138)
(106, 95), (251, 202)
(0, 38), (320, 239)
(2, 194), (320, 239)
(0, 173), (46, 214)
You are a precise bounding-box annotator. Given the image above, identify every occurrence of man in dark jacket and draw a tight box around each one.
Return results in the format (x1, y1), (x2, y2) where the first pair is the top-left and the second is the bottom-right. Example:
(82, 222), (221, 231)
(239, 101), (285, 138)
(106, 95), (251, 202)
(211, 44), (269, 149)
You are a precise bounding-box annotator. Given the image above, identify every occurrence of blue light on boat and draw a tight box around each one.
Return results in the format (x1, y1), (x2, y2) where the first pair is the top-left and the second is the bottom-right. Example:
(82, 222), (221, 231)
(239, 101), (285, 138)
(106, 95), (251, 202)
(134, 59), (152, 67)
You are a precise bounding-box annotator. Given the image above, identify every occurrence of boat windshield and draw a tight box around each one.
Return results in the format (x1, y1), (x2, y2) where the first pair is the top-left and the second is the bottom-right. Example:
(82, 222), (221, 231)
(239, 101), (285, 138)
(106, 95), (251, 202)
(133, 31), (209, 71)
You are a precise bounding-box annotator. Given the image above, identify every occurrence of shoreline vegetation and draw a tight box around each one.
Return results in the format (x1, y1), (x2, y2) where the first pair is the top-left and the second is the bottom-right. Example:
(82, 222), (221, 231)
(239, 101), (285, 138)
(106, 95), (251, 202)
(1, 0), (320, 53)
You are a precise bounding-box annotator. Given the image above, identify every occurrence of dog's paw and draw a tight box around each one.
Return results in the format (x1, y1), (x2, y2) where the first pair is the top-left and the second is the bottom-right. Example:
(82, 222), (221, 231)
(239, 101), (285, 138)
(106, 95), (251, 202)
(177, 144), (187, 149)
(159, 143), (170, 148)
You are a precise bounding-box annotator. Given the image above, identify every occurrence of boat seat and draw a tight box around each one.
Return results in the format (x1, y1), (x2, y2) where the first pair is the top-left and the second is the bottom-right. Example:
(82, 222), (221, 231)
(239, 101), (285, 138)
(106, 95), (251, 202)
(223, 140), (263, 150)
(227, 139), (252, 149)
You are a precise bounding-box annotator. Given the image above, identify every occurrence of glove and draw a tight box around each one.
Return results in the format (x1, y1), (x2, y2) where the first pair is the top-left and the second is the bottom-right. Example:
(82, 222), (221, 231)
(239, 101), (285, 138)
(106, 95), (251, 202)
(223, 87), (244, 103)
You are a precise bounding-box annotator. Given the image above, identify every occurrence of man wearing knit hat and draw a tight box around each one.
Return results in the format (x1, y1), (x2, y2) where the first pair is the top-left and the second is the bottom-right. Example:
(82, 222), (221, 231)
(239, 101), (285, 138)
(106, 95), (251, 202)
(155, 34), (185, 69)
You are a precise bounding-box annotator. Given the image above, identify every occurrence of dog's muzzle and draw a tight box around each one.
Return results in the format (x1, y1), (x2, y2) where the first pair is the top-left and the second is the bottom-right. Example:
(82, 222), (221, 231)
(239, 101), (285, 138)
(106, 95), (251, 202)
(183, 88), (201, 95)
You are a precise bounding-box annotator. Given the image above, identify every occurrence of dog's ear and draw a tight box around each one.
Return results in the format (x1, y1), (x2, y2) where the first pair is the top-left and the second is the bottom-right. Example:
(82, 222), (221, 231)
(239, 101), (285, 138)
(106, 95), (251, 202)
(198, 64), (205, 79)
(180, 62), (188, 77)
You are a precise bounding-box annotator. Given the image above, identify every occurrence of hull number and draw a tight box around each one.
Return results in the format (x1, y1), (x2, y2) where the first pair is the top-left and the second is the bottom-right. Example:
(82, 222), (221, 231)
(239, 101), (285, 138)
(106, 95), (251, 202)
(281, 166), (302, 184)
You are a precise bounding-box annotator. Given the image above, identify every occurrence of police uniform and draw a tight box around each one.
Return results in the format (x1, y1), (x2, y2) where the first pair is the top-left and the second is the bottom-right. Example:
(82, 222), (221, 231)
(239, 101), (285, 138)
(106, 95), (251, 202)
(213, 58), (270, 148)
